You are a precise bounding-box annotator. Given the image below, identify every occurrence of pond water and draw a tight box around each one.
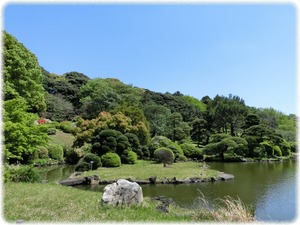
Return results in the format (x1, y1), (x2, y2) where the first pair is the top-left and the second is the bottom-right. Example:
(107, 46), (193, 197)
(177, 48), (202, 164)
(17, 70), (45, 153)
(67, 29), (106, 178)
(142, 160), (297, 222)
(45, 160), (297, 222)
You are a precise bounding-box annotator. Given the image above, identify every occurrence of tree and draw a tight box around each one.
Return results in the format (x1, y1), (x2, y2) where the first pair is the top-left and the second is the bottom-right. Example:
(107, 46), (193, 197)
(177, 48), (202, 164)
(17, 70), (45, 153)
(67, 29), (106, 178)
(154, 148), (175, 166)
(243, 114), (260, 129)
(4, 98), (48, 164)
(190, 117), (207, 147)
(143, 103), (171, 137)
(210, 94), (248, 136)
(43, 93), (74, 121)
(166, 112), (191, 142)
(4, 31), (46, 113)
(80, 78), (121, 118)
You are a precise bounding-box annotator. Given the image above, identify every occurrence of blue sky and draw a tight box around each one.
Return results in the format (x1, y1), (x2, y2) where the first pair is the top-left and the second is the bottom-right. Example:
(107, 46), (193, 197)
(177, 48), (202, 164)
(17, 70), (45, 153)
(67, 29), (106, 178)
(3, 3), (297, 115)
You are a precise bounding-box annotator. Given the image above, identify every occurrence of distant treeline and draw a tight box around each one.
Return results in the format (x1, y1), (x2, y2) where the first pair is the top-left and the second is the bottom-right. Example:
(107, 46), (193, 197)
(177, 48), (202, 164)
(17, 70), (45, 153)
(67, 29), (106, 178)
(3, 30), (297, 166)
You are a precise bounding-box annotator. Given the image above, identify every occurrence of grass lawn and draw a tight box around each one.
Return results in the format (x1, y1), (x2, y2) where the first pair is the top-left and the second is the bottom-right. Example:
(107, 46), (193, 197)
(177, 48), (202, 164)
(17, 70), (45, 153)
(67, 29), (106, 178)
(82, 160), (218, 181)
(3, 182), (190, 223)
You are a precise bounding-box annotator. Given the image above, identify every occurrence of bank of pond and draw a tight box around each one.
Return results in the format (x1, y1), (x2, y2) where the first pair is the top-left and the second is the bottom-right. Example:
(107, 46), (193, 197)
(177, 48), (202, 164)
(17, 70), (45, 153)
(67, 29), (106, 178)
(46, 159), (297, 222)
(4, 159), (297, 222)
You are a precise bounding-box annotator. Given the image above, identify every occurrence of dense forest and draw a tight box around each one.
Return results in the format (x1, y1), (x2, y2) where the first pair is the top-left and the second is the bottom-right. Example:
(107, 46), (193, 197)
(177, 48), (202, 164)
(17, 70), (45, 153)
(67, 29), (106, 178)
(3, 31), (298, 170)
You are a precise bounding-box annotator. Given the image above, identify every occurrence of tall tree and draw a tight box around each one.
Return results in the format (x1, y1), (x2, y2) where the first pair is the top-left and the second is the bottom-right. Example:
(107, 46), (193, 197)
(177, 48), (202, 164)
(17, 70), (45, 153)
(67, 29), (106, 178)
(210, 94), (248, 136)
(3, 31), (46, 113)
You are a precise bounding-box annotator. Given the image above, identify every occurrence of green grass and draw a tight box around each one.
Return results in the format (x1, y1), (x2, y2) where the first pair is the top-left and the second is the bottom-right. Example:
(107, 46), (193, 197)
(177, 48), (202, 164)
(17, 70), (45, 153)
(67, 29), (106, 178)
(82, 160), (218, 181)
(48, 130), (74, 148)
(3, 182), (190, 222)
(3, 182), (254, 223)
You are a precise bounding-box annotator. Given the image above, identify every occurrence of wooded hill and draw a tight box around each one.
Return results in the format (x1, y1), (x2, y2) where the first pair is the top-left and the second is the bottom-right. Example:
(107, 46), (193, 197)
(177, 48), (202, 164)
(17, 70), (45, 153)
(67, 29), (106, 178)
(3, 31), (297, 167)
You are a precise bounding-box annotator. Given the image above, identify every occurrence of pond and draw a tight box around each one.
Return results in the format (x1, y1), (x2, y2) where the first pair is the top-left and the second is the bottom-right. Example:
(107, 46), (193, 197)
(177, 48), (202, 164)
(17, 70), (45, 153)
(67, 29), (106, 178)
(142, 160), (297, 222)
(45, 160), (297, 222)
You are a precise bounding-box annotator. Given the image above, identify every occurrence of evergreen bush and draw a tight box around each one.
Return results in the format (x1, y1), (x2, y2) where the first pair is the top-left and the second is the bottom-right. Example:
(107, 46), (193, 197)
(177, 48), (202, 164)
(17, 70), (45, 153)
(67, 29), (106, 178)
(101, 152), (121, 167)
(154, 147), (175, 165)
(180, 143), (203, 159)
(121, 150), (138, 164)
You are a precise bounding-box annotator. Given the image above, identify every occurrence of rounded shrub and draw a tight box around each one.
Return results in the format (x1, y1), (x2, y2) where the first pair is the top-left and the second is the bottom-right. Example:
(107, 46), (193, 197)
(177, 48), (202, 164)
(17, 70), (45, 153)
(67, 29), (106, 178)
(75, 153), (102, 171)
(48, 144), (64, 160)
(82, 153), (102, 168)
(149, 136), (173, 156)
(38, 146), (49, 159)
(154, 147), (175, 165)
(101, 152), (121, 167)
(75, 161), (90, 172)
(121, 150), (138, 164)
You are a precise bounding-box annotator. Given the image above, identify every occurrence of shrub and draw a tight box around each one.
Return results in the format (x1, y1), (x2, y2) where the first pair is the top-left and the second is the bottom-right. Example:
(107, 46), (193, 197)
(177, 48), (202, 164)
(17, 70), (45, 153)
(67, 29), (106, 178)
(154, 147), (175, 166)
(149, 136), (173, 156)
(82, 153), (102, 168)
(167, 143), (184, 160)
(121, 150), (138, 164)
(48, 144), (64, 161)
(64, 147), (82, 165)
(209, 133), (231, 143)
(5, 165), (42, 183)
(125, 133), (143, 159)
(101, 153), (121, 167)
(75, 161), (91, 172)
(180, 143), (203, 159)
(56, 121), (74, 134)
(273, 145), (282, 157)
(141, 145), (150, 159)
(38, 146), (49, 159)
(75, 153), (102, 171)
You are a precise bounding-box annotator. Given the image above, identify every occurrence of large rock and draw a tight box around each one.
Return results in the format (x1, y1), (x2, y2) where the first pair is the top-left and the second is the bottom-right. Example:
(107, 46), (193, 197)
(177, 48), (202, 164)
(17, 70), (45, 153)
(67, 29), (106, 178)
(101, 179), (143, 206)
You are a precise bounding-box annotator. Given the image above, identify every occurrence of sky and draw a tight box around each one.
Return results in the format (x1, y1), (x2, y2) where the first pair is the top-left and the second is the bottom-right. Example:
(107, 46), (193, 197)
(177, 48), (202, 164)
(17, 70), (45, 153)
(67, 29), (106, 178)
(2, 2), (297, 115)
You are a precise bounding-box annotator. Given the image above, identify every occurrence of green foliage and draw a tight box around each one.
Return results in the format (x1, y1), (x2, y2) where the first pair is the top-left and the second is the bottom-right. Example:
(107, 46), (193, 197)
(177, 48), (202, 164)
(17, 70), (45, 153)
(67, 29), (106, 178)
(43, 93), (74, 122)
(64, 147), (82, 165)
(125, 133), (143, 159)
(37, 146), (49, 159)
(203, 136), (248, 160)
(180, 143), (203, 159)
(166, 112), (191, 142)
(141, 90), (199, 122)
(209, 94), (248, 135)
(75, 153), (102, 171)
(5, 165), (42, 183)
(80, 78), (121, 118)
(154, 148), (175, 165)
(56, 121), (75, 134)
(181, 95), (207, 111)
(74, 161), (91, 172)
(149, 136), (173, 156)
(101, 153), (121, 167)
(190, 118), (207, 147)
(167, 143), (184, 160)
(4, 98), (49, 164)
(143, 102), (171, 137)
(48, 144), (64, 161)
(121, 150), (138, 164)
(4, 31), (46, 113)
